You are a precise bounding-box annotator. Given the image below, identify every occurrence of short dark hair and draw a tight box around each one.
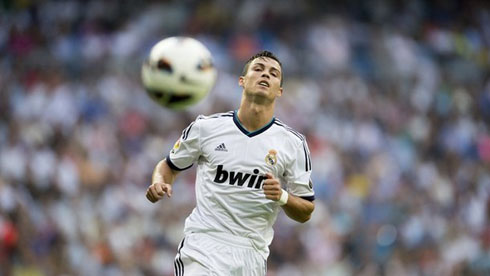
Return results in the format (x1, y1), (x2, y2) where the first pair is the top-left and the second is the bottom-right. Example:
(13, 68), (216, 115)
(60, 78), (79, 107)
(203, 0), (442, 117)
(241, 50), (283, 86)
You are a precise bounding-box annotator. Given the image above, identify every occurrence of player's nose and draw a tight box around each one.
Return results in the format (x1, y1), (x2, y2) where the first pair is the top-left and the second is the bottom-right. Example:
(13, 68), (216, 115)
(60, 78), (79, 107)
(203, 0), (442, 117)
(261, 72), (270, 79)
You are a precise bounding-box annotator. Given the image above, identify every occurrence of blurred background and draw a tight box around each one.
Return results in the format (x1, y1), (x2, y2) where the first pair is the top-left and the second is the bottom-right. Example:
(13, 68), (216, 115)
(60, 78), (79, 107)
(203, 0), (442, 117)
(1, 0), (490, 275)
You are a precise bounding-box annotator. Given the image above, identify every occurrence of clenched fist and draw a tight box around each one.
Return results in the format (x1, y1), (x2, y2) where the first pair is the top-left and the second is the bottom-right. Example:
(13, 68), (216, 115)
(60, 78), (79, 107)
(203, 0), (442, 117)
(146, 182), (173, 203)
(262, 173), (283, 201)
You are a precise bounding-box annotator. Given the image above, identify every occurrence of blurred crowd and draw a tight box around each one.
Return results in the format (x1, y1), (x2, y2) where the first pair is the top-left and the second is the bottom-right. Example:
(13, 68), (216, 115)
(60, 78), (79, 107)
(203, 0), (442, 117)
(1, 0), (490, 275)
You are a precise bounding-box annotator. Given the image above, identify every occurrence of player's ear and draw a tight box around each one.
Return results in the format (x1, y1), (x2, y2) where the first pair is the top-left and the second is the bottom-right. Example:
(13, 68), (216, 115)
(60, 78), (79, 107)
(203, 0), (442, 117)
(277, 87), (283, 97)
(238, 76), (244, 87)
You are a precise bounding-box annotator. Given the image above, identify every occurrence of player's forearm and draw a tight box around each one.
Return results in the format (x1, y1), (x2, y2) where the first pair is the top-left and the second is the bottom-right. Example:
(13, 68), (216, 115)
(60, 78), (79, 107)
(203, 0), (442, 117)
(152, 159), (179, 185)
(281, 194), (314, 223)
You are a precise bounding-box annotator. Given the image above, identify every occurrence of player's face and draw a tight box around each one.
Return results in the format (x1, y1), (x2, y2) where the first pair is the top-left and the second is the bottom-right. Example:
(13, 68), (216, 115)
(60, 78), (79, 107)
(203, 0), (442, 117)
(239, 57), (283, 101)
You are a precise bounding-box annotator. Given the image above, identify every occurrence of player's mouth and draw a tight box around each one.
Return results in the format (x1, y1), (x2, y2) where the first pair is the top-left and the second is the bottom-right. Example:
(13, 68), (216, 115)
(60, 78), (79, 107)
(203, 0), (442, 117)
(258, 80), (270, 88)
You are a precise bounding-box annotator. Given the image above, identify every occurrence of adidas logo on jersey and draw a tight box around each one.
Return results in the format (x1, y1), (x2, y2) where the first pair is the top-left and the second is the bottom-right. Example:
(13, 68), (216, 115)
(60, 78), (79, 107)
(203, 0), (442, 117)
(213, 165), (267, 189)
(215, 143), (228, 152)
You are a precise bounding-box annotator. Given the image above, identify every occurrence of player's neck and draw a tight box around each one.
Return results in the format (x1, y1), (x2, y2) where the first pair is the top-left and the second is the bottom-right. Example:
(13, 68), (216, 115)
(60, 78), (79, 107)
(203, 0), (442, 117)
(237, 102), (274, 132)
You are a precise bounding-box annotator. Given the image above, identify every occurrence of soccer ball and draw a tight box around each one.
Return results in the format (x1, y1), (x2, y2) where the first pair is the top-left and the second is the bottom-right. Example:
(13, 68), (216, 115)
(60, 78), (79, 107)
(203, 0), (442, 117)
(141, 37), (217, 109)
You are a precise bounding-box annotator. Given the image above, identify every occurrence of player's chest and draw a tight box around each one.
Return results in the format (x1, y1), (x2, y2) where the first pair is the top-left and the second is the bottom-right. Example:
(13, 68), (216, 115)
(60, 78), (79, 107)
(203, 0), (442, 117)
(200, 134), (288, 175)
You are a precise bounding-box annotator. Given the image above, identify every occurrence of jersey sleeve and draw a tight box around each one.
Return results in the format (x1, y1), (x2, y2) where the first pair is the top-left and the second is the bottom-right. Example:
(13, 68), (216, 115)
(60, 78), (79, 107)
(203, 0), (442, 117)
(285, 139), (315, 201)
(166, 117), (202, 171)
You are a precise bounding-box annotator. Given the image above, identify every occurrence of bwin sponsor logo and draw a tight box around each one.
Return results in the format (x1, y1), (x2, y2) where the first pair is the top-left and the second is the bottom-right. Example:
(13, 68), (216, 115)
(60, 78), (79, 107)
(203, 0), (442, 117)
(213, 165), (267, 189)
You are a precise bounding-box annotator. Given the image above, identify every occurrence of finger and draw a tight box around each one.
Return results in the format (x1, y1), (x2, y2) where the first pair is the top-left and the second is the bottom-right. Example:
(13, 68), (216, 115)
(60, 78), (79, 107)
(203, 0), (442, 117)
(263, 185), (279, 191)
(263, 186), (279, 194)
(264, 190), (280, 196)
(154, 184), (165, 196)
(163, 185), (172, 198)
(265, 173), (274, 179)
(150, 186), (164, 199)
(263, 181), (280, 190)
(148, 194), (156, 203)
(263, 179), (279, 186)
(264, 193), (280, 200)
(146, 191), (156, 203)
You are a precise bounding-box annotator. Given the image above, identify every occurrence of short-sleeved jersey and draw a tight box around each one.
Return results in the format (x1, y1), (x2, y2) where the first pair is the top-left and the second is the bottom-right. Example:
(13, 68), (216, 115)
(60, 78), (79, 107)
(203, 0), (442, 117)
(166, 110), (314, 258)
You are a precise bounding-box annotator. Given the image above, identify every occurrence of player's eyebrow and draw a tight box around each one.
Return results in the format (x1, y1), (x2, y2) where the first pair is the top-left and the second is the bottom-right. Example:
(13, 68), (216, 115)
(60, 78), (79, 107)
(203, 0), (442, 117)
(269, 67), (281, 75)
(252, 63), (265, 69)
(253, 62), (281, 74)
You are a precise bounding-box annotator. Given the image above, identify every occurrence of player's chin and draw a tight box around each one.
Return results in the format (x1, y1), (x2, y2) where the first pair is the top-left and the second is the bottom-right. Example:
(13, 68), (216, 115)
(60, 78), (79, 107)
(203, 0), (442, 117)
(256, 84), (269, 90)
(249, 91), (275, 104)
(256, 87), (272, 96)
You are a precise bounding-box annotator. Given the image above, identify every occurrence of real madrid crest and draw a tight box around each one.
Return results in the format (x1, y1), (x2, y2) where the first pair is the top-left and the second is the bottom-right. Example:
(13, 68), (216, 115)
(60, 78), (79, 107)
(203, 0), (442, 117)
(265, 149), (277, 166)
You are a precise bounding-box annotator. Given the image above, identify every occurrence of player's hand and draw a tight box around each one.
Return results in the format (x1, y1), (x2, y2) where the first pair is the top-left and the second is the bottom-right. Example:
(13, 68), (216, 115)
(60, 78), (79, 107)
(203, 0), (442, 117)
(263, 173), (282, 201)
(146, 182), (173, 203)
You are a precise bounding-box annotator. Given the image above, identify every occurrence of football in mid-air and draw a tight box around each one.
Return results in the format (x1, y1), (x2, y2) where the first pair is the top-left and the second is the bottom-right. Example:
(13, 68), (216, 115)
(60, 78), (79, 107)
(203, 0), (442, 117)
(141, 36), (217, 109)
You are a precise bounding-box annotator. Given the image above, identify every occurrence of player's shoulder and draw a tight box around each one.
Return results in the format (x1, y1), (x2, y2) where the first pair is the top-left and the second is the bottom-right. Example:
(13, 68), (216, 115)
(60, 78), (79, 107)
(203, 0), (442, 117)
(181, 111), (234, 140)
(191, 111), (234, 130)
(195, 110), (234, 122)
(273, 118), (307, 144)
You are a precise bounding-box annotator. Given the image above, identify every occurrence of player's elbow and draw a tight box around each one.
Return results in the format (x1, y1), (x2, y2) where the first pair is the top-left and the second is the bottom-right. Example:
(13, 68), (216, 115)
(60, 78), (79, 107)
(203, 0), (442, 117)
(297, 209), (314, 223)
(299, 203), (315, 223)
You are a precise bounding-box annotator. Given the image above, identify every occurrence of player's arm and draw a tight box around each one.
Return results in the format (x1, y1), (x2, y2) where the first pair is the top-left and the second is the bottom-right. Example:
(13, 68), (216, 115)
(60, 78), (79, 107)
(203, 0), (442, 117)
(146, 159), (180, 203)
(263, 173), (314, 223)
(147, 116), (201, 203)
(281, 193), (314, 223)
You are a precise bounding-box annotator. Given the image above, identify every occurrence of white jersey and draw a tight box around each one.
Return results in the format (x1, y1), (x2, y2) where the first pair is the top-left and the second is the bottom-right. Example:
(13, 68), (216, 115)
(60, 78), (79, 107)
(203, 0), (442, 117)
(167, 110), (314, 258)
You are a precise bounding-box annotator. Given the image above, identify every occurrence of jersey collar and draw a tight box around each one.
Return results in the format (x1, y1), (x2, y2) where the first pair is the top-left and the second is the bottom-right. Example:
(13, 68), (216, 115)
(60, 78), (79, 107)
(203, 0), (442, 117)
(233, 110), (275, 138)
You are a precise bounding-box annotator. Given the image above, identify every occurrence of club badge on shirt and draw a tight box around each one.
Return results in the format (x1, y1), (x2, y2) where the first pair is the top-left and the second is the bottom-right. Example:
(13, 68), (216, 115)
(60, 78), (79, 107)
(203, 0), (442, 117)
(265, 149), (277, 166)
